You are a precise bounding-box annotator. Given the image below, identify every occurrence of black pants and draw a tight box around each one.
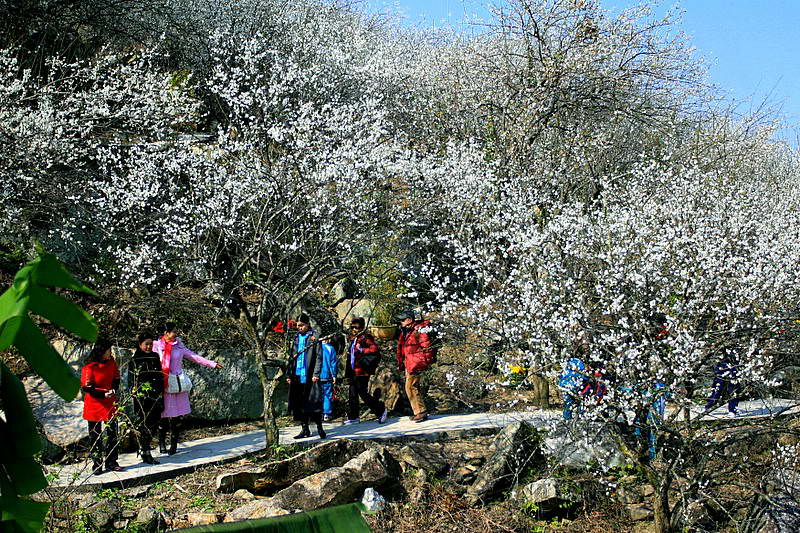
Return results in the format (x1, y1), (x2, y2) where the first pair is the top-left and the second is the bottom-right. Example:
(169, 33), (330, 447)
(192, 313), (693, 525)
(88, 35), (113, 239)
(88, 420), (119, 468)
(348, 375), (384, 420)
(298, 412), (323, 427)
(134, 396), (162, 452)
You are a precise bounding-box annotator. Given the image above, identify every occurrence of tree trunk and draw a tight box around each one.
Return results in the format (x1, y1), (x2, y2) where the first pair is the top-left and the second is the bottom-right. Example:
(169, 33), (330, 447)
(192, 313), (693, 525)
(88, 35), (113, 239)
(257, 358), (281, 446)
(652, 475), (673, 533)
(528, 374), (550, 408)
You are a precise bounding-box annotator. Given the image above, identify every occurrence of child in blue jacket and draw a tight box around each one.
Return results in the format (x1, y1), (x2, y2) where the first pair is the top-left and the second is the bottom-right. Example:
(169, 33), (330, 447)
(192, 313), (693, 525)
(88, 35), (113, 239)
(319, 337), (338, 422)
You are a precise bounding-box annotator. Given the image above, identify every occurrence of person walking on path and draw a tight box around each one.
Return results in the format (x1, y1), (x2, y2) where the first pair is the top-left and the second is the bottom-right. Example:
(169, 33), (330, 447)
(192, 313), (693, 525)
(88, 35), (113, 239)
(153, 323), (223, 455)
(396, 309), (436, 423)
(705, 349), (741, 417)
(286, 314), (326, 439)
(558, 357), (586, 421)
(129, 331), (164, 465)
(81, 339), (123, 475)
(344, 317), (387, 425)
(319, 335), (338, 422)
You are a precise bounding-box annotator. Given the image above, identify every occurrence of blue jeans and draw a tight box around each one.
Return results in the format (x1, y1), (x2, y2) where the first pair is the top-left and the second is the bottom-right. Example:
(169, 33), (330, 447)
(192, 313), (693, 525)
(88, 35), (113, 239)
(321, 382), (334, 415)
(562, 393), (578, 420)
(705, 377), (740, 413)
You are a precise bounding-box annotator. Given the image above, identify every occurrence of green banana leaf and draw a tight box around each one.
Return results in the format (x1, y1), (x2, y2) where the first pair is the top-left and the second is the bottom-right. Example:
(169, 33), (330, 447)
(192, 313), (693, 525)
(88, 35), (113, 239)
(0, 249), (99, 533)
(178, 503), (372, 533)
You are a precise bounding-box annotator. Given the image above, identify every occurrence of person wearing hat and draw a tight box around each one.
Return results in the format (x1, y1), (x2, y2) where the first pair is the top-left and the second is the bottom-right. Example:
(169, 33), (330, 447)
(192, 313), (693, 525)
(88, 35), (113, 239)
(285, 314), (326, 439)
(396, 309), (435, 422)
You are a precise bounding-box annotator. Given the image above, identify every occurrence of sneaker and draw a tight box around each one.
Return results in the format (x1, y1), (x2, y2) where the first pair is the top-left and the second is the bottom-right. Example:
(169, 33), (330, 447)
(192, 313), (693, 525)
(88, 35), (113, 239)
(378, 411), (389, 424)
(411, 413), (429, 423)
(323, 414), (332, 422)
(727, 411), (737, 418)
(343, 418), (360, 425)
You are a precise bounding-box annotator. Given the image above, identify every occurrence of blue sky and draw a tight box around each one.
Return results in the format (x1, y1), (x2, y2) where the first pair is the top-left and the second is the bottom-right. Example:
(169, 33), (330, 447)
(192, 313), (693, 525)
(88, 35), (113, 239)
(365, 1), (800, 142)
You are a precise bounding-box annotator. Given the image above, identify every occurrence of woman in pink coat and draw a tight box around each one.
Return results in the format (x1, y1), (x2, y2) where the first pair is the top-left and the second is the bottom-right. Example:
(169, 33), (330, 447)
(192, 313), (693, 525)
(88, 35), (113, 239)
(152, 322), (223, 455)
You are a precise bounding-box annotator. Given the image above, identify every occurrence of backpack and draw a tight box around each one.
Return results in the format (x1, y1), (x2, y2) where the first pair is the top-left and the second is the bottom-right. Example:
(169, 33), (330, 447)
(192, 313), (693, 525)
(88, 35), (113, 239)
(356, 335), (382, 374)
(415, 322), (440, 365)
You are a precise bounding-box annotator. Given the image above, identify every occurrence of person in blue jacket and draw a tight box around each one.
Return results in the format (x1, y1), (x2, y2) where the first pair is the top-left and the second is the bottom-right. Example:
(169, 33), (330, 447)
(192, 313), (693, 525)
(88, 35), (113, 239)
(319, 335), (338, 422)
(558, 357), (587, 420)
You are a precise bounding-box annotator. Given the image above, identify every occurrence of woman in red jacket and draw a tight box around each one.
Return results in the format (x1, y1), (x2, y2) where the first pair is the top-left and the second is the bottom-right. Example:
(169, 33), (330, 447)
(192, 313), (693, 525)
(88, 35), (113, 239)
(81, 339), (124, 475)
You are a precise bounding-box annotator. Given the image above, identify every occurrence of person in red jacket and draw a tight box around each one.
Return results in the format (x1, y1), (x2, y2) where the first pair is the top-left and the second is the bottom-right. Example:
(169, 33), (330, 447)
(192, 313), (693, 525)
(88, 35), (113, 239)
(396, 310), (435, 422)
(344, 317), (388, 425)
(81, 339), (123, 475)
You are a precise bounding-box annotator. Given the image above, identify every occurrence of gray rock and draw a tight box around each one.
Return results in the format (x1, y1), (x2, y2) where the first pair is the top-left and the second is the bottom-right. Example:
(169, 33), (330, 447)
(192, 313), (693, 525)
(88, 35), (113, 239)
(541, 420), (625, 470)
(123, 484), (152, 498)
(216, 439), (369, 493)
(466, 421), (539, 505)
(396, 443), (450, 475)
(361, 488), (386, 512)
(615, 486), (644, 505)
(453, 466), (476, 485)
(233, 489), (256, 500)
(626, 503), (654, 521)
(225, 446), (399, 521)
(406, 469), (428, 503)
(135, 506), (166, 533)
(368, 366), (406, 413)
(335, 299), (376, 324)
(518, 478), (559, 505)
(113, 519), (130, 529)
(84, 498), (120, 529)
(187, 512), (222, 526)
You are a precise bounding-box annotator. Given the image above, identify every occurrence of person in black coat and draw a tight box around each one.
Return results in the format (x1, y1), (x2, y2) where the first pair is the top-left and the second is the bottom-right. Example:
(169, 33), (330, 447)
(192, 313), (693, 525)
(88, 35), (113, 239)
(285, 314), (325, 439)
(129, 331), (165, 464)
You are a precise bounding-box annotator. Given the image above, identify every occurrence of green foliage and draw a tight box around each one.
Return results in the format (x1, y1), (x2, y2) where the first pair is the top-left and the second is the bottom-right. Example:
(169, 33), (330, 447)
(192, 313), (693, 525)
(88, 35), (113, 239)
(268, 443), (300, 461)
(189, 495), (215, 511)
(0, 247), (98, 533)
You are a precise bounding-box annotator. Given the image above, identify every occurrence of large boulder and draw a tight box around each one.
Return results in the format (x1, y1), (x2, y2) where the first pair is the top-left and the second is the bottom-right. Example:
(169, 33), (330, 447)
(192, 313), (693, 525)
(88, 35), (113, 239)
(225, 446), (399, 521)
(396, 443), (450, 475)
(466, 421), (540, 505)
(334, 299), (376, 324)
(541, 420), (625, 470)
(216, 439), (369, 493)
(368, 365), (406, 413)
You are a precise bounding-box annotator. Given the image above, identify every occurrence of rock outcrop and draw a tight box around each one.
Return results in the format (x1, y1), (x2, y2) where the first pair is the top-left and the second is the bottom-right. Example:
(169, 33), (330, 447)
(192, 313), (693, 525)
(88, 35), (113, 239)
(225, 446), (399, 521)
(216, 439), (369, 493)
(466, 421), (540, 505)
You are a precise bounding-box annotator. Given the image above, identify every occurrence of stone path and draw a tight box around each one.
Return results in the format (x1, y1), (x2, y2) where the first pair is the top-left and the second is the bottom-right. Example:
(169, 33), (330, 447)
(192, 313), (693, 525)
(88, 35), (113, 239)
(45, 399), (799, 492)
(45, 409), (558, 491)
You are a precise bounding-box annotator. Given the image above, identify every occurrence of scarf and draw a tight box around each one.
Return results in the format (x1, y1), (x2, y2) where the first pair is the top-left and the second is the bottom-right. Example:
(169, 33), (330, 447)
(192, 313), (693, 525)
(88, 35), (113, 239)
(161, 337), (174, 390)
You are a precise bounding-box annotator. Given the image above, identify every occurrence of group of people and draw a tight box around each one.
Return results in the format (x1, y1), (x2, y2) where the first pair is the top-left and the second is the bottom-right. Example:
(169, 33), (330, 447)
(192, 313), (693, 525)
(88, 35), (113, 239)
(80, 309), (437, 474)
(556, 319), (742, 460)
(80, 323), (223, 475)
(284, 310), (437, 439)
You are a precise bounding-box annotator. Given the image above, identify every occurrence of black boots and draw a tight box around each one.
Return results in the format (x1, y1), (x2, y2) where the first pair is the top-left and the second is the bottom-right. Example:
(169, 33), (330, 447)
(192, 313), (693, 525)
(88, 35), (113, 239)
(158, 426), (168, 454)
(168, 424), (179, 455)
(316, 422), (326, 439)
(159, 419), (179, 455)
(141, 450), (159, 464)
(293, 425), (311, 439)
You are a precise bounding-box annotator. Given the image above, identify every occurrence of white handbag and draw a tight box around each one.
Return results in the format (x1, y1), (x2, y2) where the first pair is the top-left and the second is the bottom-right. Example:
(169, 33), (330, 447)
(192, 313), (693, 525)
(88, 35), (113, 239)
(167, 372), (193, 393)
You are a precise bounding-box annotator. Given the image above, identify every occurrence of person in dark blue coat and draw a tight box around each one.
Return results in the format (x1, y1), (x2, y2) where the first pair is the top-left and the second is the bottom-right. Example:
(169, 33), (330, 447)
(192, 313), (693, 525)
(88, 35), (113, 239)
(705, 349), (740, 417)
